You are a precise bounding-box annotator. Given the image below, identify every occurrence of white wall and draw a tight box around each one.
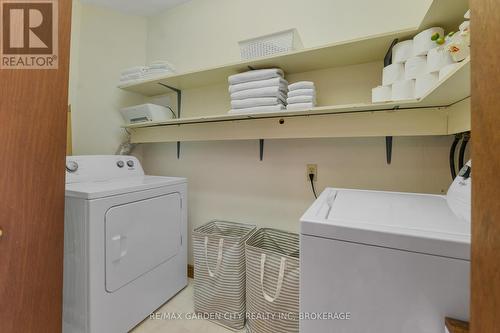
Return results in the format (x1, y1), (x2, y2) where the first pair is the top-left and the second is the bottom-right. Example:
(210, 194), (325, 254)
(146, 0), (433, 71)
(70, 0), (460, 265)
(70, 2), (148, 155)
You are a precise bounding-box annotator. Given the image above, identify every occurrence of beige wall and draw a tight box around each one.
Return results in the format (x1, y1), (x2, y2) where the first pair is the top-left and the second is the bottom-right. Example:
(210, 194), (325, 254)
(70, 2), (148, 155)
(146, 0), (432, 71)
(70, 0), (460, 264)
(139, 136), (455, 263)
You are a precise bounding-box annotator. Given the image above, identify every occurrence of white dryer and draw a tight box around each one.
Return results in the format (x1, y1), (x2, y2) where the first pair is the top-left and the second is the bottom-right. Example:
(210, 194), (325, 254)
(300, 162), (471, 333)
(63, 155), (187, 333)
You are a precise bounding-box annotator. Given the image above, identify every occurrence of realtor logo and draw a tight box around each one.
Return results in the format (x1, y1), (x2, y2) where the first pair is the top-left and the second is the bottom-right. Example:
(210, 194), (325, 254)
(1, 0), (58, 69)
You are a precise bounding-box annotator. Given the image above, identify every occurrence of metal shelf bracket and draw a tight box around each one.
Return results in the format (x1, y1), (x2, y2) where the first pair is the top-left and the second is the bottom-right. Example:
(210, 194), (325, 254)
(158, 83), (182, 159)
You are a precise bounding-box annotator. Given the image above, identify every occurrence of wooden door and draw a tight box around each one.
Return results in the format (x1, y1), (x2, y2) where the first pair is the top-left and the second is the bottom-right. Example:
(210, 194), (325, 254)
(470, 0), (500, 332)
(0, 1), (72, 332)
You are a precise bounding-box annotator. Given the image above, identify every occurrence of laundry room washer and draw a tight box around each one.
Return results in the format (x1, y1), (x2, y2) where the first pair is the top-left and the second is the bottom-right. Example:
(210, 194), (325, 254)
(300, 162), (471, 333)
(63, 155), (187, 333)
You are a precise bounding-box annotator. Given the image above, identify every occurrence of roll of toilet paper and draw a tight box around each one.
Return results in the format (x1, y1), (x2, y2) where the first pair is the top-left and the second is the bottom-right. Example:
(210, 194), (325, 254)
(392, 40), (413, 63)
(372, 85), (392, 103)
(413, 27), (444, 56)
(382, 63), (405, 86)
(439, 63), (460, 81)
(415, 72), (439, 98)
(459, 20), (470, 32)
(392, 79), (415, 101)
(404, 56), (427, 79)
(427, 47), (454, 73)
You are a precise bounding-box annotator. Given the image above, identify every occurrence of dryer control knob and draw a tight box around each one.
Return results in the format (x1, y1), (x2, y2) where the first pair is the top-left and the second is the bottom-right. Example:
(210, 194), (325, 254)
(66, 161), (79, 173)
(116, 161), (125, 168)
(127, 160), (134, 167)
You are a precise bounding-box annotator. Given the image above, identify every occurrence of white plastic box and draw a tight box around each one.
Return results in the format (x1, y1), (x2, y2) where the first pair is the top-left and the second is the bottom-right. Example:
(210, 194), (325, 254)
(239, 29), (303, 60)
(120, 103), (174, 124)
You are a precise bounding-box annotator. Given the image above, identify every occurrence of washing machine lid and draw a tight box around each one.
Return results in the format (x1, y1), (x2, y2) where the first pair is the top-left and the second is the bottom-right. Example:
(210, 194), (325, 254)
(300, 188), (471, 260)
(65, 175), (186, 199)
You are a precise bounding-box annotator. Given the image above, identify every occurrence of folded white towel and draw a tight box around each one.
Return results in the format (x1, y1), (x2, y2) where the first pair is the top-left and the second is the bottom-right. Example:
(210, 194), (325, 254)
(287, 88), (316, 98)
(231, 97), (285, 109)
(120, 73), (141, 80)
(229, 77), (288, 94)
(121, 66), (147, 76)
(149, 61), (176, 71)
(288, 81), (315, 91)
(286, 102), (315, 110)
(228, 69), (284, 85)
(228, 104), (286, 114)
(287, 95), (316, 104)
(231, 86), (287, 100)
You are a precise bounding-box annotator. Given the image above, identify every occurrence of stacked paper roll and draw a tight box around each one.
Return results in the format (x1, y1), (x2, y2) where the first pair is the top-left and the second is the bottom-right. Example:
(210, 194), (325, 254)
(392, 79), (415, 101)
(382, 63), (405, 86)
(427, 47), (454, 73)
(439, 63), (460, 81)
(413, 27), (444, 56)
(415, 73), (439, 98)
(405, 56), (427, 79)
(372, 17), (467, 103)
(459, 21), (470, 32)
(392, 40), (413, 64)
(372, 86), (392, 103)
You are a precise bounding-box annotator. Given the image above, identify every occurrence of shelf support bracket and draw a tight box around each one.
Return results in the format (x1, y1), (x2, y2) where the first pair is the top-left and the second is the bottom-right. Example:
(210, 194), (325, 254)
(386, 136), (393, 165)
(158, 83), (182, 159)
(384, 38), (399, 66)
(259, 139), (264, 161)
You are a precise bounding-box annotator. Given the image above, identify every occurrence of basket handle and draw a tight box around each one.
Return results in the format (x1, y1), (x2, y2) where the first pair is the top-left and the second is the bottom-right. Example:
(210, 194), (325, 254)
(204, 236), (224, 278)
(260, 253), (286, 303)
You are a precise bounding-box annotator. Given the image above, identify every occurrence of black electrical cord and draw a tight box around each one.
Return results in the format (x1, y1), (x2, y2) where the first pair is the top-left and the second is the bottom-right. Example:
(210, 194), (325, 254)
(458, 132), (470, 171)
(449, 134), (461, 179)
(309, 173), (317, 199)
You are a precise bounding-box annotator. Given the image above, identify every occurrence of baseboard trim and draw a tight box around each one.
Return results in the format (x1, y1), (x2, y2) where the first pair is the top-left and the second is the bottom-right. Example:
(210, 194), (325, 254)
(187, 264), (194, 279)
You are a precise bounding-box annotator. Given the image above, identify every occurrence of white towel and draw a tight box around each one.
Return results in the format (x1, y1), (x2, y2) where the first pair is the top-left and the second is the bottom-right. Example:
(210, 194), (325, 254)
(231, 97), (285, 109)
(229, 77), (288, 94)
(149, 61), (176, 71)
(121, 66), (147, 75)
(288, 81), (315, 91)
(231, 86), (287, 100)
(286, 102), (315, 110)
(228, 69), (284, 85)
(287, 88), (316, 98)
(228, 104), (286, 114)
(287, 95), (316, 104)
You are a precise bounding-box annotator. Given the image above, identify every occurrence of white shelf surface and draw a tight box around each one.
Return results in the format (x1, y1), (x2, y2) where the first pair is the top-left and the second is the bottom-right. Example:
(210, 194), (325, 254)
(118, 0), (468, 95)
(125, 58), (470, 129)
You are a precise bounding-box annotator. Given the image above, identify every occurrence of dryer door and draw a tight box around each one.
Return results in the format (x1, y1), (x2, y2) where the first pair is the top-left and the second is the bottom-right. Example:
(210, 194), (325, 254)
(105, 193), (181, 292)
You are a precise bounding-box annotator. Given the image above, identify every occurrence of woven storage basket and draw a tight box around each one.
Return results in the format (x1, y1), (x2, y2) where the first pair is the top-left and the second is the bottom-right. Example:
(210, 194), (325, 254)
(245, 228), (300, 333)
(193, 220), (256, 331)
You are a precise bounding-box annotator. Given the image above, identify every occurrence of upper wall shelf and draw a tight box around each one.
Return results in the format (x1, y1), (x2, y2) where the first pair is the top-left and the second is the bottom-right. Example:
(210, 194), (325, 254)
(124, 59), (470, 144)
(125, 57), (470, 129)
(118, 0), (468, 95)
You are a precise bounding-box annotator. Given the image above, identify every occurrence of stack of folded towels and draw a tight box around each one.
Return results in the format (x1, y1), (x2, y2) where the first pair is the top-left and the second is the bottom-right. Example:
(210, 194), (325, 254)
(119, 61), (176, 85)
(286, 81), (316, 110)
(228, 68), (288, 114)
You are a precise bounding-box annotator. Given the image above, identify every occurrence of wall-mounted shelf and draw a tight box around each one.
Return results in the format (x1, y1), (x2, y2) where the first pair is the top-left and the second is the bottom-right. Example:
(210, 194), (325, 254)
(118, 0), (468, 95)
(124, 57), (470, 144)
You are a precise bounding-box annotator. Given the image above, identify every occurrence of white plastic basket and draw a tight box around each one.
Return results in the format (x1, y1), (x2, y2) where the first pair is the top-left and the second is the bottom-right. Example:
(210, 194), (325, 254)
(239, 29), (303, 60)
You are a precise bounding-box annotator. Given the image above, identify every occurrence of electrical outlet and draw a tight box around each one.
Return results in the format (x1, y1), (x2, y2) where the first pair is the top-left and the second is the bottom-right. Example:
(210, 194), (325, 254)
(306, 164), (318, 182)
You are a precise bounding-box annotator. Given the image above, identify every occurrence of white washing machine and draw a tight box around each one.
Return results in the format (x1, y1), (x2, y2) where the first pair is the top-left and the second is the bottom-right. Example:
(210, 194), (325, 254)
(63, 155), (187, 333)
(300, 162), (471, 333)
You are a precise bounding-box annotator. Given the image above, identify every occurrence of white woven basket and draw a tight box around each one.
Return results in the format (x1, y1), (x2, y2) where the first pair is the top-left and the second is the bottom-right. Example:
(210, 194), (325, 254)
(239, 29), (303, 60)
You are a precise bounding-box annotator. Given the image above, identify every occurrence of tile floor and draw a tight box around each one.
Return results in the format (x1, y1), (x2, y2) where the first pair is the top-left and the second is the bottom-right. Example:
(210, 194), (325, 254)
(131, 279), (241, 333)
